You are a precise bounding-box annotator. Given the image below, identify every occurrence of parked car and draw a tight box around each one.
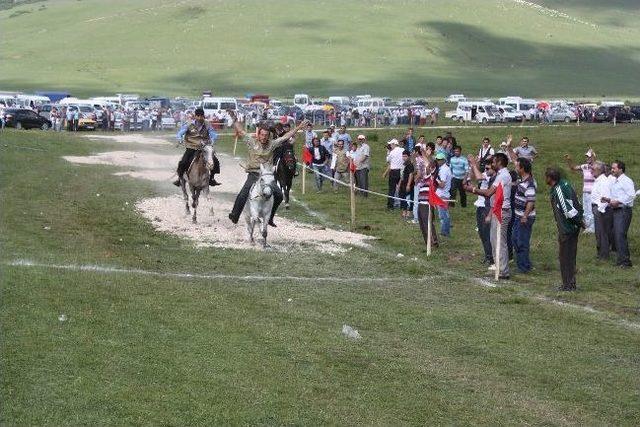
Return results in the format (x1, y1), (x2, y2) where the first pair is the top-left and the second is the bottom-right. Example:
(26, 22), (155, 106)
(445, 94), (466, 103)
(496, 105), (524, 122)
(629, 105), (640, 120)
(593, 106), (634, 123)
(67, 105), (97, 130)
(549, 108), (577, 123)
(2, 108), (52, 130)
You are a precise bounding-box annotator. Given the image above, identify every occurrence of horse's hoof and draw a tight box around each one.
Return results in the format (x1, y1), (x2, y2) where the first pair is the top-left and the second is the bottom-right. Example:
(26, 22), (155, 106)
(285, 204), (290, 210)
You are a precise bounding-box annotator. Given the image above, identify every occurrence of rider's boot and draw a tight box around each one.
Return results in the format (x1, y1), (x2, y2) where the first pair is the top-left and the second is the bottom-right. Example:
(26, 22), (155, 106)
(173, 179), (181, 187)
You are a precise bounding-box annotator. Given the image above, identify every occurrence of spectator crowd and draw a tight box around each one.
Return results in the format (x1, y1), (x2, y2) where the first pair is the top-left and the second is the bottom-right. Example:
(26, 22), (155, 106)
(300, 123), (636, 290)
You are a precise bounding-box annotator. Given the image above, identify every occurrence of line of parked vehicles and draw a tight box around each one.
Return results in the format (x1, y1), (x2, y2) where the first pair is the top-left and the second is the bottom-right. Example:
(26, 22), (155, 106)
(443, 95), (640, 124)
(1, 90), (639, 131)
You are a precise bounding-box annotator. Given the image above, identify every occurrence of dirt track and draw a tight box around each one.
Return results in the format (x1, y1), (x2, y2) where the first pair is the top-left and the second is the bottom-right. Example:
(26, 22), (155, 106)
(64, 134), (375, 253)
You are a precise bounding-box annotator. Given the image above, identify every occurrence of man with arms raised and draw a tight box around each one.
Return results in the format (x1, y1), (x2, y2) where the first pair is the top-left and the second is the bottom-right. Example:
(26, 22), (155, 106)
(228, 112), (309, 227)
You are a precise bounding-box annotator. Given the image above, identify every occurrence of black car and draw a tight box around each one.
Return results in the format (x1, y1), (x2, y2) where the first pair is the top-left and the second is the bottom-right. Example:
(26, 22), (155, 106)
(2, 108), (52, 130)
(629, 105), (640, 120)
(593, 106), (634, 123)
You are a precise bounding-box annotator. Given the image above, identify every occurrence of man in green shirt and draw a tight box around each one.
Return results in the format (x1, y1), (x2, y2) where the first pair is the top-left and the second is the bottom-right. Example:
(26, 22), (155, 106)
(546, 167), (584, 291)
(228, 112), (309, 227)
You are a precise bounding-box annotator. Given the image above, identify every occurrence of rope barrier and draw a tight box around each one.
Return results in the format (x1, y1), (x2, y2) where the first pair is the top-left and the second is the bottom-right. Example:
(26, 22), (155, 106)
(297, 162), (454, 205)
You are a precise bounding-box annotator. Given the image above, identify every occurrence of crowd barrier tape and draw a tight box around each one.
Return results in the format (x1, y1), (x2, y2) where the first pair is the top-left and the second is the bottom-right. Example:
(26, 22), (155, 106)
(297, 162), (454, 206)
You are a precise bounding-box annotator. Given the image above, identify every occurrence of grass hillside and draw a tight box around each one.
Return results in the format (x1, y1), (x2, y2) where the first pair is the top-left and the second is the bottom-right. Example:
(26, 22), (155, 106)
(1, 0), (639, 98)
(2, 125), (640, 424)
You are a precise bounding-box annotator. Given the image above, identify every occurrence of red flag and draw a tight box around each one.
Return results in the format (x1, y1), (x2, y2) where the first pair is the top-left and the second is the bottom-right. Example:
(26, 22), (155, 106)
(349, 158), (356, 173)
(428, 178), (448, 208)
(302, 147), (312, 165)
(491, 182), (504, 222)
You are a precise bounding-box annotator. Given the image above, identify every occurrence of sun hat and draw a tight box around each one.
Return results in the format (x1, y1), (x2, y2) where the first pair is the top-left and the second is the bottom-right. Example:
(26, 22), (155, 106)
(357, 134), (366, 140)
(388, 138), (399, 145)
(585, 148), (595, 157)
(435, 152), (446, 160)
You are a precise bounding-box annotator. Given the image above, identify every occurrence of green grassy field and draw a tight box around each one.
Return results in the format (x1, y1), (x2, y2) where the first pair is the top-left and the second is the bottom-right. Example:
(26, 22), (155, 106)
(1, 124), (639, 425)
(1, 0), (640, 98)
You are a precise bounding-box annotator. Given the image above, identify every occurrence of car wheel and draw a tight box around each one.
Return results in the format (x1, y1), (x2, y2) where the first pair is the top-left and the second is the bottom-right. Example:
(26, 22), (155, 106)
(564, 117), (570, 123)
(482, 118), (488, 123)
(41, 123), (50, 130)
(15, 121), (22, 130)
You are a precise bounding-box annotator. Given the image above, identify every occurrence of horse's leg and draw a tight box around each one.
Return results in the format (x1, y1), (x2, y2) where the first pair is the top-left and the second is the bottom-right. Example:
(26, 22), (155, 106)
(261, 215), (268, 248)
(246, 215), (255, 244)
(192, 188), (200, 223)
(181, 178), (190, 215)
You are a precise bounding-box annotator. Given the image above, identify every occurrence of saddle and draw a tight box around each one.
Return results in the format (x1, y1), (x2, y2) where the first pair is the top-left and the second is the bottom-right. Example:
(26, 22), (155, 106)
(187, 151), (220, 175)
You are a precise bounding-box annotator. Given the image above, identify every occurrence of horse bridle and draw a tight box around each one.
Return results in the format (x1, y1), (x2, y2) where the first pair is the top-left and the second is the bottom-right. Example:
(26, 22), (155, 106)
(254, 172), (275, 199)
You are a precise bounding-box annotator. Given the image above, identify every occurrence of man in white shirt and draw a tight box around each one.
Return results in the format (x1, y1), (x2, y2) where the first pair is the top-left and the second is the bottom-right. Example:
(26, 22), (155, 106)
(304, 123), (317, 149)
(477, 137), (495, 172)
(353, 135), (370, 196)
(384, 139), (405, 209)
(471, 153), (512, 279)
(590, 161), (613, 259)
(434, 152), (452, 237)
(601, 160), (635, 267)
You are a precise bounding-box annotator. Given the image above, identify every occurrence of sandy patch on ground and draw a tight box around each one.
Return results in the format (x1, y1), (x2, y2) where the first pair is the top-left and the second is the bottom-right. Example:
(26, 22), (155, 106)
(86, 134), (171, 145)
(63, 151), (179, 169)
(64, 144), (375, 253)
(137, 195), (374, 253)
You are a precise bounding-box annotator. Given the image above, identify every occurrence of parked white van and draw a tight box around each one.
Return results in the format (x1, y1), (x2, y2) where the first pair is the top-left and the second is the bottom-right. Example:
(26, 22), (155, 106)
(328, 96), (351, 106)
(454, 101), (497, 123)
(16, 94), (50, 108)
(201, 97), (237, 116)
(293, 94), (310, 108)
(498, 97), (537, 119)
(445, 94), (466, 103)
(355, 97), (385, 113)
(600, 101), (625, 107)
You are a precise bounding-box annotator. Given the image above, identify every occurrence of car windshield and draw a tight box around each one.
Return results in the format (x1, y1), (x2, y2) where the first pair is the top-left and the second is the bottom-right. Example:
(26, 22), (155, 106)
(219, 102), (236, 110)
(79, 106), (93, 113)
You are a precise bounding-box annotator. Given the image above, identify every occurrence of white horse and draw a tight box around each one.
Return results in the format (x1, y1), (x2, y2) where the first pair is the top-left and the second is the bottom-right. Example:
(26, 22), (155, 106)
(244, 164), (275, 248)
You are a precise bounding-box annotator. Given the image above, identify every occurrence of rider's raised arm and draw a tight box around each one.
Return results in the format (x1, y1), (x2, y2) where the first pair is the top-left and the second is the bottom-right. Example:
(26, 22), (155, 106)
(227, 110), (247, 139)
(176, 123), (189, 142)
(207, 127), (218, 146)
(272, 119), (309, 148)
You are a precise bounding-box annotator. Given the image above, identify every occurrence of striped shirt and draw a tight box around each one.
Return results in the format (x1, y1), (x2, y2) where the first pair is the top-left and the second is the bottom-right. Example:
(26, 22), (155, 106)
(580, 163), (594, 193)
(514, 175), (537, 217)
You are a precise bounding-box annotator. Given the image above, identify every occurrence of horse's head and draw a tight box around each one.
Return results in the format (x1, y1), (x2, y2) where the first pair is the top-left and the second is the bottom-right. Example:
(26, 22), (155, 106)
(259, 164), (276, 199)
(283, 148), (297, 173)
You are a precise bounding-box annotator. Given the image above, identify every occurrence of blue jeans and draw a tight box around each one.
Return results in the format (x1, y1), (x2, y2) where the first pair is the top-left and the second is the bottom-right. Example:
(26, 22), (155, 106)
(437, 206), (450, 237)
(312, 164), (324, 190)
(512, 216), (535, 272)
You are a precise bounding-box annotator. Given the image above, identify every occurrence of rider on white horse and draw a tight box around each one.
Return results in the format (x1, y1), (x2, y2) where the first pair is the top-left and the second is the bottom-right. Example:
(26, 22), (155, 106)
(228, 111), (309, 227)
(173, 107), (220, 187)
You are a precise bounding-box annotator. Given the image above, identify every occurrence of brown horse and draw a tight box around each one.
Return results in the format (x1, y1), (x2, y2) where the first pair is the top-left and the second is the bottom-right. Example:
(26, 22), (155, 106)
(180, 145), (213, 223)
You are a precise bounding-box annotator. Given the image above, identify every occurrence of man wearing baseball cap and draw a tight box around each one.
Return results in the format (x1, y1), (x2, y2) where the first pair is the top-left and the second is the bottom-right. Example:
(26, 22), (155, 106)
(564, 149), (596, 233)
(434, 152), (453, 236)
(384, 139), (404, 209)
(174, 107), (219, 187)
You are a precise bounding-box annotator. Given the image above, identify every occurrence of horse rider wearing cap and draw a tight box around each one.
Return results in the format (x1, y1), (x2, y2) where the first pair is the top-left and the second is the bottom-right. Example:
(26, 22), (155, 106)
(227, 111), (309, 227)
(173, 107), (220, 187)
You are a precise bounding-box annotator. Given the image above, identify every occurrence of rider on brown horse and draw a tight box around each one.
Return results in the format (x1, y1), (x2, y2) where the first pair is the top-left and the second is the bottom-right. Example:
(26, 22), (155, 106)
(173, 107), (220, 187)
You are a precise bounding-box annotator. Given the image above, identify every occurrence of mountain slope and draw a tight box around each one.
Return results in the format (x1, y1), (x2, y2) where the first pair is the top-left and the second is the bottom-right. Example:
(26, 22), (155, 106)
(1, 0), (638, 97)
